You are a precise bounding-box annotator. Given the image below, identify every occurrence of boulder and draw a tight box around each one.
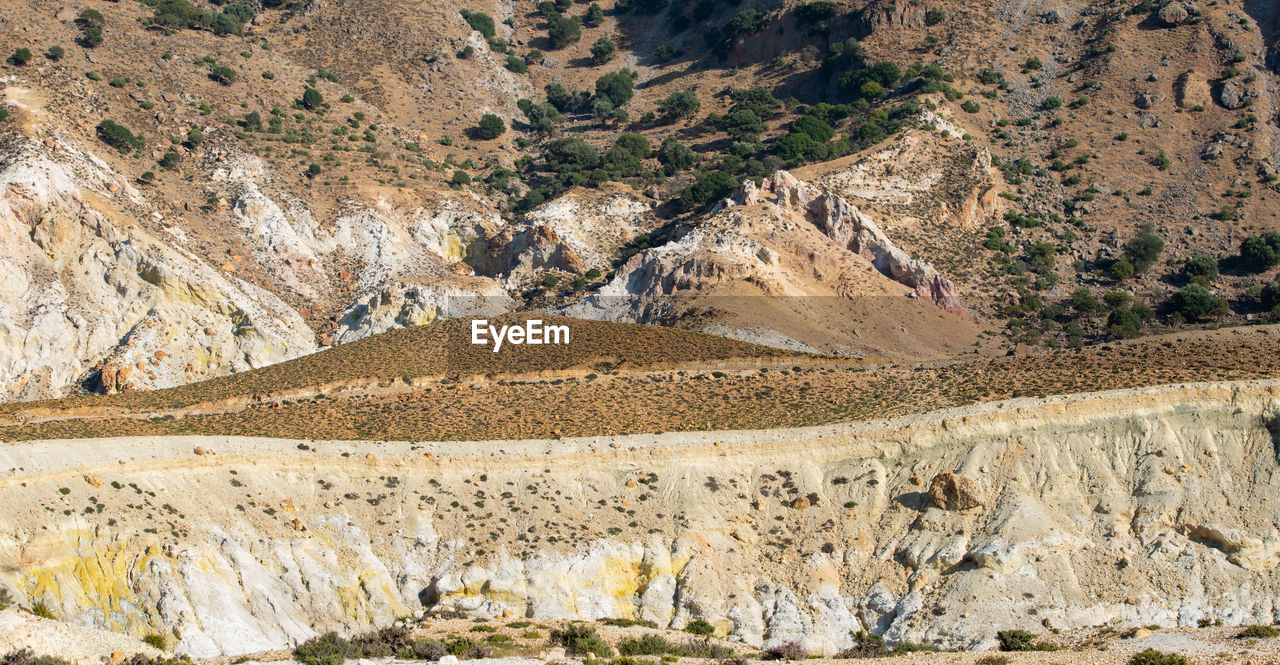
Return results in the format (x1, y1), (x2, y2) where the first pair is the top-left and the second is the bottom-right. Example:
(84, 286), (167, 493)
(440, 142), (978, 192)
(927, 472), (983, 511)
(1158, 2), (1189, 26)
(1219, 79), (1245, 110)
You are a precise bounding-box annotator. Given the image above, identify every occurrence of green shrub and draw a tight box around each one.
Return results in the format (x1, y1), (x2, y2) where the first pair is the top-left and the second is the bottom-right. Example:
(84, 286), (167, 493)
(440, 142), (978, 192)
(796, 1), (838, 24)
(8, 48), (32, 66)
(550, 624), (612, 657)
(1261, 282), (1280, 310)
(1109, 259), (1135, 280)
(476, 113), (506, 140)
(141, 634), (165, 649)
(996, 629), (1054, 652)
(1182, 254), (1218, 285)
(925, 8), (946, 24)
(1, 650), (76, 665)
(1107, 307), (1145, 339)
(591, 37), (616, 64)
(79, 26), (103, 48)
(585, 3), (606, 27)
(451, 169), (471, 185)
(1236, 625), (1279, 639)
(1166, 283), (1226, 321)
(1240, 231), (1280, 269)
(547, 13), (582, 49)
(96, 120), (144, 153)
(681, 171), (737, 209)
(300, 88), (324, 110)
(836, 631), (886, 658)
(595, 69), (636, 107)
(506, 54), (527, 73)
(658, 90), (699, 121)
(1070, 288), (1097, 312)
(684, 619), (715, 636)
(728, 9), (771, 35)
(1128, 649), (1188, 665)
(617, 634), (681, 656)
(546, 137), (600, 171)
(658, 138), (696, 174)
(1124, 222), (1164, 272)
(295, 632), (360, 665)
(31, 603), (55, 619)
(724, 109), (766, 139)
(459, 10), (496, 39)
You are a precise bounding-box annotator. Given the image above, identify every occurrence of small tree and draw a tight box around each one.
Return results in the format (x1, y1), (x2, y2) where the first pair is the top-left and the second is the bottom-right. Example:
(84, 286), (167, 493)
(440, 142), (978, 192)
(547, 13), (582, 49)
(1240, 231), (1280, 270)
(658, 90), (700, 122)
(590, 37), (616, 64)
(1106, 307), (1144, 339)
(1261, 282), (1280, 310)
(47, 45), (65, 60)
(452, 169), (472, 186)
(1124, 222), (1164, 272)
(1166, 283), (1226, 321)
(585, 3), (606, 26)
(476, 113), (506, 140)
(594, 69), (635, 107)
(1182, 254), (1219, 285)
(301, 87), (324, 110)
(658, 138), (696, 174)
(8, 48), (32, 66)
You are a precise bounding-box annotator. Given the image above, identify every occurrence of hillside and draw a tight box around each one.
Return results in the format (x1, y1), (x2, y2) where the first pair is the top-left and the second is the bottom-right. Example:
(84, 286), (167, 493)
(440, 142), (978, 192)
(5, 320), (1280, 441)
(1, 0), (1279, 400)
(3, 379), (1279, 658)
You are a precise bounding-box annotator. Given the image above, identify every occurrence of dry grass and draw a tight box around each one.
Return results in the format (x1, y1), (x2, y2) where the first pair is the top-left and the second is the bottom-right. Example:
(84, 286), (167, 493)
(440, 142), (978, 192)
(4, 322), (1278, 442)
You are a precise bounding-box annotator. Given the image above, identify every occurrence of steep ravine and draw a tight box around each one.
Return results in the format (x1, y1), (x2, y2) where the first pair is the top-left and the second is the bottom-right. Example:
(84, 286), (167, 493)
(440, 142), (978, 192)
(1, 381), (1278, 658)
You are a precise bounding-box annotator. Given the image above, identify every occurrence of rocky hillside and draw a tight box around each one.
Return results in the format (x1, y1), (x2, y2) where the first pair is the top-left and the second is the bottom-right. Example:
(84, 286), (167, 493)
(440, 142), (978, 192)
(1, 380), (1278, 657)
(2, 0), (1280, 400)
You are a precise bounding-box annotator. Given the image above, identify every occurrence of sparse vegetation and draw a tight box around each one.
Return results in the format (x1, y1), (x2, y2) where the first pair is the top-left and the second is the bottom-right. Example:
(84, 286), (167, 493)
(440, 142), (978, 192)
(1128, 649), (1189, 665)
(550, 624), (613, 657)
(1237, 625), (1279, 639)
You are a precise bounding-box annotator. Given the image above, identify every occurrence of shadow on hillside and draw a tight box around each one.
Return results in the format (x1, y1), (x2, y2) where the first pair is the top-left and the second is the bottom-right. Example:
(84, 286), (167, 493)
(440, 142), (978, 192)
(1243, 0), (1280, 72)
(609, 2), (871, 106)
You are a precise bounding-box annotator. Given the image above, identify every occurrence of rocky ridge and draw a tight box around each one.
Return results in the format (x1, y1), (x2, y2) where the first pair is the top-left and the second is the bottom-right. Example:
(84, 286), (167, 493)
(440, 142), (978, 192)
(1, 380), (1277, 657)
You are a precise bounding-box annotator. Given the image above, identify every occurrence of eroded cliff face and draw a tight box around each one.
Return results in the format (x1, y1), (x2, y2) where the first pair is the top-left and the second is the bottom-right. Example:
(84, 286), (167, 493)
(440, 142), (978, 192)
(0, 134), (318, 401)
(1, 382), (1278, 657)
